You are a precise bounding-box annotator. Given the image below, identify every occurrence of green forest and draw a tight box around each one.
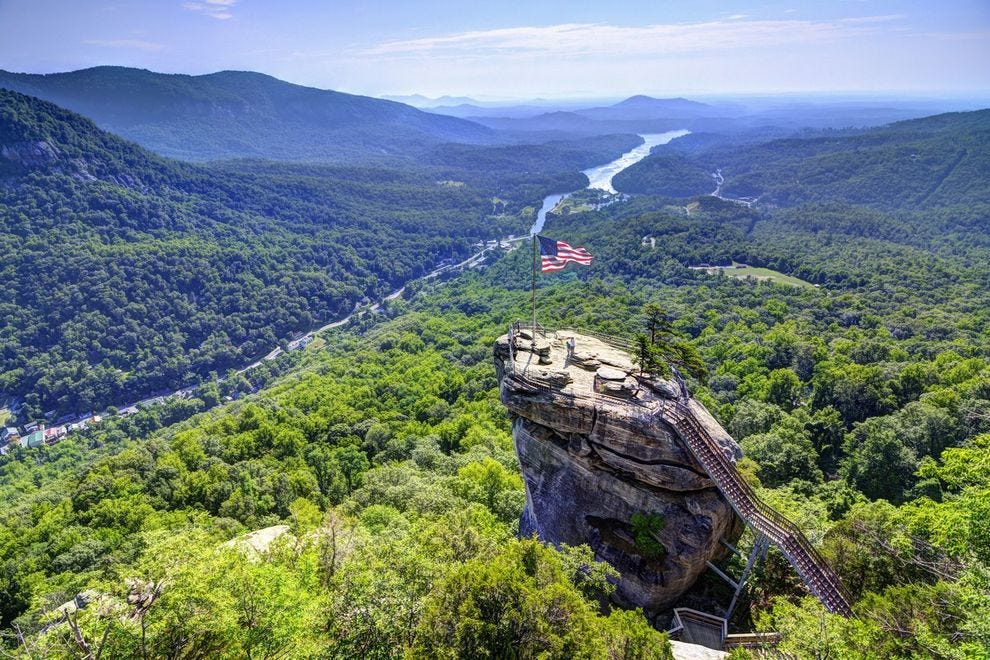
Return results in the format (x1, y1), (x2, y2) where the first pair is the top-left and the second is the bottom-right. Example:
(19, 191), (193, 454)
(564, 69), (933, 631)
(614, 110), (990, 211)
(0, 90), (637, 416)
(1, 86), (989, 658)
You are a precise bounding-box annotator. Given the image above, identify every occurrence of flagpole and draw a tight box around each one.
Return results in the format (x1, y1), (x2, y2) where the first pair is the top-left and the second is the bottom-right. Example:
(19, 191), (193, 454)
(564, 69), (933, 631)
(532, 234), (537, 337)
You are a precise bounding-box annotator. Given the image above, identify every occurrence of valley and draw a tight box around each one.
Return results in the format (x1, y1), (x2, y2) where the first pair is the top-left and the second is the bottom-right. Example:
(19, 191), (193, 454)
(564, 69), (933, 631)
(533, 130), (690, 233)
(583, 130), (692, 194)
(23, 232), (529, 447)
(0, 43), (988, 659)
(0, 89), (648, 419)
(7, 128), (686, 453)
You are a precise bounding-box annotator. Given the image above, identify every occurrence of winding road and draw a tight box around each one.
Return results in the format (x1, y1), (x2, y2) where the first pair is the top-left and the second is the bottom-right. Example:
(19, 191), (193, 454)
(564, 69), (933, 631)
(710, 167), (757, 208)
(38, 131), (690, 437)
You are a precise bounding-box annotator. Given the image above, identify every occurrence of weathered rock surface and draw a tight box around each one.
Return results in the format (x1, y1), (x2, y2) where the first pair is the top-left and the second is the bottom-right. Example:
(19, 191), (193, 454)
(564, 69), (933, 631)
(1, 140), (59, 169)
(496, 330), (744, 612)
(223, 524), (292, 557)
(670, 640), (728, 660)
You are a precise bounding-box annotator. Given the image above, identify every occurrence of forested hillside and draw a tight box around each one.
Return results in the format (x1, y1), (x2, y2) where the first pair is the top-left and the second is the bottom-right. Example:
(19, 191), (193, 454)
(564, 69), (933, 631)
(0, 90), (633, 416)
(614, 109), (990, 210)
(0, 301), (676, 658)
(0, 66), (497, 162)
(2, 182), (989, 654)
(1, 87), (988, 657)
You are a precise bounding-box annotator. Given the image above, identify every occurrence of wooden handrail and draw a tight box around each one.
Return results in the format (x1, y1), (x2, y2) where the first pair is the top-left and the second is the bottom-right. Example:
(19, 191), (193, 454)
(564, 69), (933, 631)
(511, 320), (548, 337)
(557, 326), (636, 351)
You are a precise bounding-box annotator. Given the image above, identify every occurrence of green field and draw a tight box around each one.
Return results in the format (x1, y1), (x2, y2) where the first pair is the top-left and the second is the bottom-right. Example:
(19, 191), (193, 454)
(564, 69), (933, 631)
(694, 263), (815, 288)
(724, 266), (815, 288)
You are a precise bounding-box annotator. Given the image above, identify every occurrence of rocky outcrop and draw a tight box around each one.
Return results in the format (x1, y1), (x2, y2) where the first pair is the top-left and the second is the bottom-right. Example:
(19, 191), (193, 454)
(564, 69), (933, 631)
(223, 524), (292, 557)
(495, 330), (743, 612)
(670, 640), (728, 660)
(1, 140), (59, 169)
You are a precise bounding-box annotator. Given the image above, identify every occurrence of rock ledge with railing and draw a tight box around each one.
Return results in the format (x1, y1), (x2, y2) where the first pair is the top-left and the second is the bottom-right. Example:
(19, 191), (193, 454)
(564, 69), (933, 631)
(494, 323), (854, 618)
(494, 324), (744, 612)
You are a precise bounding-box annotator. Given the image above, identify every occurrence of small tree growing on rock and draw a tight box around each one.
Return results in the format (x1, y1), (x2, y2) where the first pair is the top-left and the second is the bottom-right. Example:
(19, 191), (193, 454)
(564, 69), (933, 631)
(630, 512), (667, 561)
(636, 303), (708, 383)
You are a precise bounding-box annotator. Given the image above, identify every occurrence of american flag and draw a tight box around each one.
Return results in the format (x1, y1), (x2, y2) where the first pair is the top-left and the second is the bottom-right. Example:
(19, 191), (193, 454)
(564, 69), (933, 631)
(538, 235), (593, 272)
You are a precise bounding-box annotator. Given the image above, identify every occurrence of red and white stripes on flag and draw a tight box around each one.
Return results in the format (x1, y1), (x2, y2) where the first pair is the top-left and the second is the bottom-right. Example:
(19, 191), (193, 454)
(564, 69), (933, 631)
(538, 234), (593, 273)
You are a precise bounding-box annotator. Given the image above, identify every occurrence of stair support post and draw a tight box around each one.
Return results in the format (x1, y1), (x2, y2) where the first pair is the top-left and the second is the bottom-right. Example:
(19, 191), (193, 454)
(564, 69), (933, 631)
(725, 533), (770, 621)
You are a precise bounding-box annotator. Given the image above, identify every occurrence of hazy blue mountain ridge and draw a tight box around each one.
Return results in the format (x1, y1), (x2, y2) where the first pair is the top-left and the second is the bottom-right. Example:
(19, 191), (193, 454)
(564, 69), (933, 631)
(0, 66), (497, 162)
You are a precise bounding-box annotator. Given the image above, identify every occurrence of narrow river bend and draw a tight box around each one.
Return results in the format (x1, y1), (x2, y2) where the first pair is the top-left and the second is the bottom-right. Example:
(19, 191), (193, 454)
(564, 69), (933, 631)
(530, 129), (690, 235)
(37, 129), (690, 435)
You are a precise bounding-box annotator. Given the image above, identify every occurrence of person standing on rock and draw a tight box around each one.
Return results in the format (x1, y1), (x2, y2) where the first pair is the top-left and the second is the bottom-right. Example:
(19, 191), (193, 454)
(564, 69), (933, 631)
(566, 336), (576, 363)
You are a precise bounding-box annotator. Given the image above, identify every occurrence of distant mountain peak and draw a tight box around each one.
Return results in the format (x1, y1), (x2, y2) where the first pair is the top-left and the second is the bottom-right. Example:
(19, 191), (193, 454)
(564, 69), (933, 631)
(613, 95), (710, 109)
(0, 67), (496, 162)
(382, 93), (481, 108)
(617, 94), (658, 104)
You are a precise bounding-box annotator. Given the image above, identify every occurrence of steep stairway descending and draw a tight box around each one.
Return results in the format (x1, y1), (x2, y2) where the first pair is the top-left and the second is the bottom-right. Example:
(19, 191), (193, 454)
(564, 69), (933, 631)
(656, 399), (855, 617)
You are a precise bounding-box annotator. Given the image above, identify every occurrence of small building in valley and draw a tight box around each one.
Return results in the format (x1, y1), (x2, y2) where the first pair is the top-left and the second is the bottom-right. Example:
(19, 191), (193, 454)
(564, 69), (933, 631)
(21, 429), (45, 449)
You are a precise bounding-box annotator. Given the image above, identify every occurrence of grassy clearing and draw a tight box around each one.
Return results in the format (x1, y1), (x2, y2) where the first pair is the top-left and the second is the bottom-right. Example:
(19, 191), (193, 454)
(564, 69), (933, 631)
(555, 200), (594, 215)
(723, 266), (815, 288)
(689, 262), (816, 288)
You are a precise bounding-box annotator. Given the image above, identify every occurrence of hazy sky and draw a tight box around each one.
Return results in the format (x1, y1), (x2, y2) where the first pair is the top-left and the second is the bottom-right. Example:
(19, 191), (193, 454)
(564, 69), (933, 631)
(0, 0), (987, 99)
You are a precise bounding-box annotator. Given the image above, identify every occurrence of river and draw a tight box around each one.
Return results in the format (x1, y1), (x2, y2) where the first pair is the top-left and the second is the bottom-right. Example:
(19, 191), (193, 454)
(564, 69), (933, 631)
(33, 131), (688, 442)
(529, 129), (690, 234)
(280, 130), (694, 371)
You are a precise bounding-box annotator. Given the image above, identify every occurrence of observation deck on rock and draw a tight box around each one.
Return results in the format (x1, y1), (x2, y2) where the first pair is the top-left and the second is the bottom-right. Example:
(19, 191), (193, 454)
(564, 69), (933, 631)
(494, 322), (853, 621)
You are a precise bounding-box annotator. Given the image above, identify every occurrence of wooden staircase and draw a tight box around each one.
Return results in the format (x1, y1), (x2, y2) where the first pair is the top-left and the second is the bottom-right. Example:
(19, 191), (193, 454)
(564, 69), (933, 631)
(657, 399), (854, 617)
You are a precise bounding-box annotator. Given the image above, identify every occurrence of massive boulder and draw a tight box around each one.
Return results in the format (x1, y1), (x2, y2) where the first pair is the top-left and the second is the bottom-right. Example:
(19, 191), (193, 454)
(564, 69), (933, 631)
(495, 330), (743, 612)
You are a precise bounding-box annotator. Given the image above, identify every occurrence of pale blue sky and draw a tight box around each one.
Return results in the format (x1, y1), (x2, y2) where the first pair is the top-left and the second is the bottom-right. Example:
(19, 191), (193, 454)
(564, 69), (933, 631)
(0, 0), (987, 99)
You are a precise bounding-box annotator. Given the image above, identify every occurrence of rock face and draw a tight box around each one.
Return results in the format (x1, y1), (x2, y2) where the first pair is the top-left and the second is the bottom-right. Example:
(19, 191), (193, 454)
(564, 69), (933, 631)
(1, 140), (59, 169)
(495, 330), (743, 612)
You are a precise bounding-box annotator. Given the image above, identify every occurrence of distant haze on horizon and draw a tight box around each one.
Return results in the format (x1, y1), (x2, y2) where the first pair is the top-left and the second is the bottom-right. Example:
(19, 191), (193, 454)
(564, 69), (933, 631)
(0, 0), (988, 100)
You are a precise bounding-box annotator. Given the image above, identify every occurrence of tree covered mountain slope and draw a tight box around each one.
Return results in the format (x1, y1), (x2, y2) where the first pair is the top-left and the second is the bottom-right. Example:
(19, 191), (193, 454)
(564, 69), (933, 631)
(0, 94), (988, 656)
(614, 109), (990, 210)
(1, 184), (988, 655)
(0, 89), (633, 416)
(0, 66), (497, 162)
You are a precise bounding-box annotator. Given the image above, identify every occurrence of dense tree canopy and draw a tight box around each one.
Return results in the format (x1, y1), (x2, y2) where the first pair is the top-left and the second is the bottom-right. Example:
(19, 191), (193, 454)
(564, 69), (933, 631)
(0, 90), (635, 416)
(1, 89), (988, 657)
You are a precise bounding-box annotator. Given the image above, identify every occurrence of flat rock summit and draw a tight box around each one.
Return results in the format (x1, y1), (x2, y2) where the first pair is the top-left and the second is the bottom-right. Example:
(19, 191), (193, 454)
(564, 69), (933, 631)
(494, 328), (744, 612)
